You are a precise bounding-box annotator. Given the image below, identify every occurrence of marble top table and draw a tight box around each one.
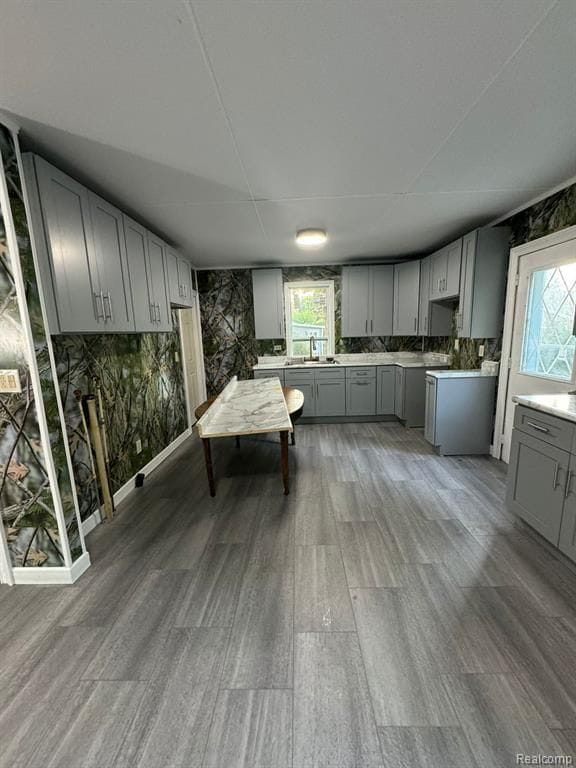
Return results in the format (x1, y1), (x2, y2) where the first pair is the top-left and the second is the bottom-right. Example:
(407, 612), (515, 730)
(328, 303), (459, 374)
(196, 377), (293, 496)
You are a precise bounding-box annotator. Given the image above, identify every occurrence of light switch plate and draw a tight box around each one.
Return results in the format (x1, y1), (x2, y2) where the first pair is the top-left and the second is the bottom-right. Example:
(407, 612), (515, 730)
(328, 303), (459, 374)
(0, 369), (22, 393)
(454, 339), (460, 352)
(135, 438), (142, 454)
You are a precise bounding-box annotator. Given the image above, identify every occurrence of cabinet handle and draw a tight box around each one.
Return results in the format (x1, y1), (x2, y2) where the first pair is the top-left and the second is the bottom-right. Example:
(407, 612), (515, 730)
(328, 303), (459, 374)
(565, 470), (573, 497)
(365, 319), (368, 334)
(413, 317), (417, 331)
(94, 291), (105, 321)
(526, 421), (549, 433)
(371, 319), (373, 334)
(553, 462), (560, 489)
(355, 382), (370, 386)
(424, 316), (427, 332)
(156, 303), (161, 323)
(103, 292), (113, 322)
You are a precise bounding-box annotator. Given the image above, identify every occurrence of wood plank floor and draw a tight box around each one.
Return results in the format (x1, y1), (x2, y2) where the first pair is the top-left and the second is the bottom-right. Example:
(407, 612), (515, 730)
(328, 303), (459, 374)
(2, 422), (576, 767)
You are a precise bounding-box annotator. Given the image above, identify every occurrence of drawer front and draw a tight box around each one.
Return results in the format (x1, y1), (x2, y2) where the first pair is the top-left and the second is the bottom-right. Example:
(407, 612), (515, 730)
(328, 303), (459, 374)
(313, 366), (345, 381)
(346, 366), (376, 380)
(514, 405), (574, 452)
(285, 368), (315, 384)
(254, 369), (285, 382)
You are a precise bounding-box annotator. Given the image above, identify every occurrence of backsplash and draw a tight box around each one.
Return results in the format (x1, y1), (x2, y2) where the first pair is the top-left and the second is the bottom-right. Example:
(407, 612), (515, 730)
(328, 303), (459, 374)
(506, 183), (576, 248)
(52, 314), (187, 522)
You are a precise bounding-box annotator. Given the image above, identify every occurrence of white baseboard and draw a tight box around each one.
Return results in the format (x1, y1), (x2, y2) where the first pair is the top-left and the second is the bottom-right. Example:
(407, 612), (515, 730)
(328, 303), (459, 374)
(81, 508), (103, 536)
(113, 427), (193, 506)
(13, 551), (91, 585)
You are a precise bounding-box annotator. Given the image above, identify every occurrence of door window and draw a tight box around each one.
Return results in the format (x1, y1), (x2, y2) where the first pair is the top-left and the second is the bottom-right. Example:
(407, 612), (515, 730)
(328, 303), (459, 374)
(520, 262), (576, 382)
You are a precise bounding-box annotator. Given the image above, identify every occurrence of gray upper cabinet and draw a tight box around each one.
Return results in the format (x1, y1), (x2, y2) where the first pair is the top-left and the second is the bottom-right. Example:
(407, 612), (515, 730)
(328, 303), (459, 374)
(418, 257), (452, 337)
(166, 248), (194, 308)
(393, 261), (420, 336)
(457, 227), (510, 339)
(146, 235), (171, 331)
(341, 266), (370, 336)
(429, 238), (462, 300)
(370, 265), (394, 336)
(252, 269), (284, 339)
(341, 265), (393, 337)
(88, 192), (134, 332)
(28, 155), (103, 333)
(124, 219), (171, 332)
(24, 153), (174, 334)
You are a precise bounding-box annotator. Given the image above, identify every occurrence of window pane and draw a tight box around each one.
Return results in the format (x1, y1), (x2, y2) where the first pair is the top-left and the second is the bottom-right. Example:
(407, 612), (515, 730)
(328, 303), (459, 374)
(288, 285), (330, 356)
(521, 263), (576, 381)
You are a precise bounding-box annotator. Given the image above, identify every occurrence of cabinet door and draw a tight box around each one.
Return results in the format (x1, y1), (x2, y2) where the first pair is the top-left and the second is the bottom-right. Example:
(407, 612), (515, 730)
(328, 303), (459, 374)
(560, 453), (576, 562)
(393, 261), (420, 336)
(147, 235), (171, 331)
(506, 430), (567, 545)
(444, 238), (462, 297)
(124, 216), (155, 331)
(418, 257), (431, 335)
(166, 248), (181, 305)
(89, 193), (134, 332)
(316, 380), (346, 417)
(424, 376), (437, 444)
(429, 249), (447, 300)
(394, 367), (405, 418)
(341, 266), (370, 337)
(34, 158), (103, 332)
(178, 258), (193, 306)
(457, 231), (476, 338)
(252, 269), (284, 339)
(288, 381), (315, 417)
(346, 379), (376, 416)
(377, 366), (395, 414)
(369, 265), (394, 336)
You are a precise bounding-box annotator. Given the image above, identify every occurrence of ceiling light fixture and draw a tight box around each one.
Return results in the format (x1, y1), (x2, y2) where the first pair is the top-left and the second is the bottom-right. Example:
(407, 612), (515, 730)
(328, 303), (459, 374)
(296, 228), (327, 248)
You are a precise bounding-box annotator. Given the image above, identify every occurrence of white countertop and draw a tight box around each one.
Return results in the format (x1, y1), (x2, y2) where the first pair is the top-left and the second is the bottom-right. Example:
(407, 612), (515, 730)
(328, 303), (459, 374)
(425, 369), (498, 379)
(513, 394), (576, 424)
(254, 352), (452, 371)
(196, 376), (292, 438)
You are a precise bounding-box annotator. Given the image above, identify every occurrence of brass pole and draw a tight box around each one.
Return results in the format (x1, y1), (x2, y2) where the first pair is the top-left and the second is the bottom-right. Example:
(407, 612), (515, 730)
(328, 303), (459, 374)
(85, 395), (114, 520)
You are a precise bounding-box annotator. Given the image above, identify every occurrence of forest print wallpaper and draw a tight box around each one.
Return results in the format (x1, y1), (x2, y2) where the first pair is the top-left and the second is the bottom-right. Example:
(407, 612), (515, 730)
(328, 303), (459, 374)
(52, 314), (187, 522)
(0, 124), (82, 567)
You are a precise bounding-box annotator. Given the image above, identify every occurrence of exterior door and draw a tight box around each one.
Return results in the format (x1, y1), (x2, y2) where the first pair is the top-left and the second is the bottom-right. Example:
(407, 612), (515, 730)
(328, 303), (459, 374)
(501, 236), (576, 462)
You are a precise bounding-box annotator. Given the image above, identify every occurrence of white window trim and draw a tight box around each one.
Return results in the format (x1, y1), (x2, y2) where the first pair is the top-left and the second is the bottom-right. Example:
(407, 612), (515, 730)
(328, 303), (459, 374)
(284, 280), (335, 357)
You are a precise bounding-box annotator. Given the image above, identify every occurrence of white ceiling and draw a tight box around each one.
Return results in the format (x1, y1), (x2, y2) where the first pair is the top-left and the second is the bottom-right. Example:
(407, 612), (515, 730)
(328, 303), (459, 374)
(0, 0), (574, 267)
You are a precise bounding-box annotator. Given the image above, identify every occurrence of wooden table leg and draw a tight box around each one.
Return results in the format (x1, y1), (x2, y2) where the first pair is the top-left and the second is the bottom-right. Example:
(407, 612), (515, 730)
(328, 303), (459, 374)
(235, 436), (241, 449)
(291, 429), (295, 446)
(280, 431), (289, 495)
(202, 437), (216, 497)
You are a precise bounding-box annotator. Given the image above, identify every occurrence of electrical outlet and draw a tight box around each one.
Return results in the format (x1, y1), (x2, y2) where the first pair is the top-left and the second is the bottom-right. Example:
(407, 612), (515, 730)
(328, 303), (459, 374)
(273, 344), (283, 352)
(135, 439), (142, 454)
(478, 344), (485, 357)
(174, 351), (179, 362)
(454, 338), (460, 352)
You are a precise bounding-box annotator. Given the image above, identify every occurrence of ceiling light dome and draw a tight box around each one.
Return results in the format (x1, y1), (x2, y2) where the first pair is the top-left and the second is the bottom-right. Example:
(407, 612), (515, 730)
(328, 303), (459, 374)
(296, 228), (327, 248)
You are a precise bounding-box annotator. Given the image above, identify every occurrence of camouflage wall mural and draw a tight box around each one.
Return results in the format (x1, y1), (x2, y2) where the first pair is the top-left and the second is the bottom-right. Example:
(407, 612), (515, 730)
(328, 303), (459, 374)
(505, 183), (576, 248)
(0, 124), (82, 567)
(52, 313), (187, 522)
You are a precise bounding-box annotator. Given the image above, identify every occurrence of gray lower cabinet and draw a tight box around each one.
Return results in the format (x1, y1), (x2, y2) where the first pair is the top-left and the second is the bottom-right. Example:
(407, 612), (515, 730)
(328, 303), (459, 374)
(424, 374), (496, 455)
(394, 367), (405, 419)
(377, 366), (395, 414)
(316, 379), (346, 417)
(559, 453), (576, 560)
(346, 368), (376, 416)
(507, 428), (567, 545)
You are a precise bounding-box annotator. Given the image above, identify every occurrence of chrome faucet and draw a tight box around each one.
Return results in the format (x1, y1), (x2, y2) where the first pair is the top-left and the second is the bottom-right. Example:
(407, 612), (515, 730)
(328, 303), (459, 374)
(292, 334), (329, 361)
